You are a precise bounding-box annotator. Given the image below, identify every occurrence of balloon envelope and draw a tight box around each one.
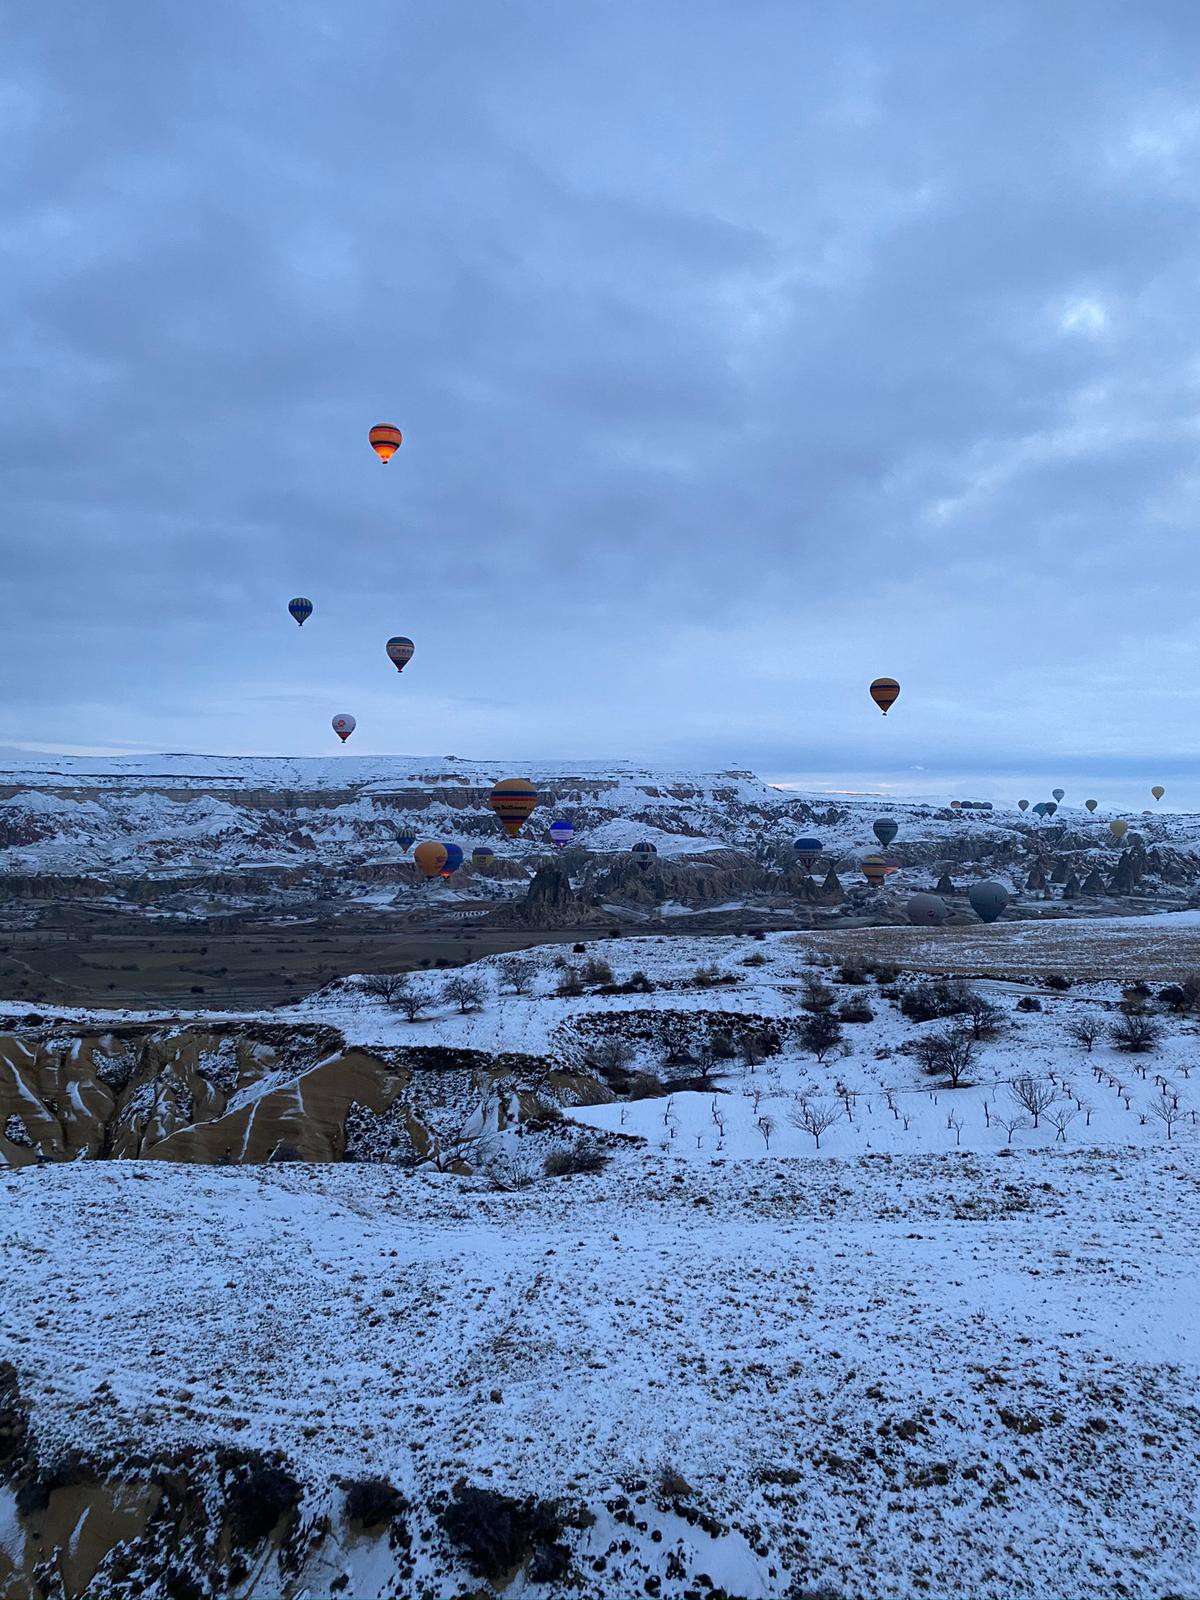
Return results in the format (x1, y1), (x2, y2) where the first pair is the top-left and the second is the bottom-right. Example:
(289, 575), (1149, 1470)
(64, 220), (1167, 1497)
(414, 841), (447, 878)
(1109, 819), (1129, 840)
(1052, 788), (1065, 802)
(1032, 802), (1048, 817)
(1017, 799), (1029, 812)
(793, 837), (822, 871)
(861, 852), (890, 888)
(907, 893), (948, 928)
(288, 597), (313, 627)
(332, 714), (356, 742)
(873, 818), (899, 848)
(1152, 785), (1165, 801)
(396, 831), (416, 853)
(548, 820), (574, 849)
(632, 841), (658, 872)
(1085, 799), (1098, 814)
(440, 843), (464, 876)
(386, 636), (414, 672)
(471, 846), (495, 867)
(489, 778), (538, 838)
(968, 880), (1009, 924)
(369, 423), (402, 462)
(869, 677), (900, 715)
(1045, 802), (1058, 817)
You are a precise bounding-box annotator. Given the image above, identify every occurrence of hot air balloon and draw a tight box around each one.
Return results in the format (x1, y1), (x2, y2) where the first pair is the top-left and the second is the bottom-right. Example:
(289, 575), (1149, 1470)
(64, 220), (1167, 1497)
(332, 714), (356, 743)
(1109, 819), (1129, 841)
(870, 677), (900, 715)
(968, 880), (1009, 924)
(386, 636), (414, 673)
(950, 800), (962, 809)
(1017, 799), (1029, 812)
(1052, 788), (1065, 803)
(439, 842), (464, 879)
(548, 820), (574, 850)
(369, 423), (402, 463)
(414, 841), (447, 878)
(907, 893), (949, 928)
(632, 841), (658, 872)
(1152, 785), (1165, 801)
(288, 597), (313, 627)
(793, 837), (822, 872)
(396, 830), (416, 854)
(873, 818), (899, 848)
(1085, 799), (1098, 814)
(471, 846), (495, 868)
(489, 778), (538, 837)
(1045, 802), (1058, 817)
(861, 853), (889, 889)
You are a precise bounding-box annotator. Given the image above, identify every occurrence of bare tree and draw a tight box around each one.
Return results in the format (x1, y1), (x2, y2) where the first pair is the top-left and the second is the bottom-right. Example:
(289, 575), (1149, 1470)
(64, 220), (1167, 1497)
(963, 993), (1003, 1041)
(1066, 1017), (1103, 1054)
(1010, 1076), (1056, 1128)
(938, 1029), (977, 1088)
(360, 972), (409, 1003)
(443, 972), (486, 1013)
(1110, 1013), (1162, 1054)
(1045, 1104), (1078, 1143)
(756, 1114), (777, 1151)
(497, 954), (537, 994)
(587, 1037), (636, 1078)
(393, 977), (429, 1023)
(946, 1111), (964, 1146)
(993, 1112), (1029, 1145)
(788, 1096), (842, 1150)
(1147, 1095), (1185, 1139)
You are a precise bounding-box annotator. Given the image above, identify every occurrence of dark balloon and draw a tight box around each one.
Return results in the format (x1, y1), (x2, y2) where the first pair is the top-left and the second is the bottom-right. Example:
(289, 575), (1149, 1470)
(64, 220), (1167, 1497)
(631, 841), (658, 872)
(968, 880), (1009, 923)
(907, 893), (948, 928)
(396, 830), (416, 854)
(873, 818), (898, 848)
(288, 597), (313, 627)
(793, 837), (822, 872)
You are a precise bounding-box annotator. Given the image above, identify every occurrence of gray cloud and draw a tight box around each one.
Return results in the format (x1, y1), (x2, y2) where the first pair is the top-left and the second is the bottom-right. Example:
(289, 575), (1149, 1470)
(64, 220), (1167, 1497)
(2, 0), (1199, 790)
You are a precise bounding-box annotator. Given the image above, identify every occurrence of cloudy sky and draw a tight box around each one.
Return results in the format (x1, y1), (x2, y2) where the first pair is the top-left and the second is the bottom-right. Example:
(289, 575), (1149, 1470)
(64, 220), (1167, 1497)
(3, 1), (1199, 797)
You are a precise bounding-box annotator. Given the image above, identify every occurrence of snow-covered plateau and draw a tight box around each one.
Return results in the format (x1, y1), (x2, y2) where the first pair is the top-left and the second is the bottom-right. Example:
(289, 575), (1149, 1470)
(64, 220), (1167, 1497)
(2, 926), (1199, 1597)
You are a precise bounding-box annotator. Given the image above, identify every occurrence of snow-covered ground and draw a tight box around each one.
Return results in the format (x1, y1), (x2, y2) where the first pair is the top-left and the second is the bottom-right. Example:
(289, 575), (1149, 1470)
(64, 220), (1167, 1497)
(3, 927), (1200, 1595)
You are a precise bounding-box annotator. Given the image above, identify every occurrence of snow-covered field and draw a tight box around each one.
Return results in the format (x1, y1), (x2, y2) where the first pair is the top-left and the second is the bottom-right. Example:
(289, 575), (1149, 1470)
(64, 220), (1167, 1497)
(3, 927), (1200, 1596)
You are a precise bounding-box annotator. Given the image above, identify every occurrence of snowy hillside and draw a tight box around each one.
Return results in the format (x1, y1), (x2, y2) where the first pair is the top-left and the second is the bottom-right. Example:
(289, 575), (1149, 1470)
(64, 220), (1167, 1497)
(0, 752), (1197, 921)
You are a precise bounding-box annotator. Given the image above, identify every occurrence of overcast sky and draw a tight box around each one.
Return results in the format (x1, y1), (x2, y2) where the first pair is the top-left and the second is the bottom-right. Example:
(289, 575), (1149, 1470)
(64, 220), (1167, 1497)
(3, 1), (1199, 796)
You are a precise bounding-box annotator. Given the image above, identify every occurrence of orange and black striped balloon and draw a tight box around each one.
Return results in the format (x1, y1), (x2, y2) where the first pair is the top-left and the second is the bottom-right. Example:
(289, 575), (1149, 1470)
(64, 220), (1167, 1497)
(870, 677), (900, 715)
(369, 424), (403, 463)
(861, 852), (889, 888)
(489, 777), (538, 838)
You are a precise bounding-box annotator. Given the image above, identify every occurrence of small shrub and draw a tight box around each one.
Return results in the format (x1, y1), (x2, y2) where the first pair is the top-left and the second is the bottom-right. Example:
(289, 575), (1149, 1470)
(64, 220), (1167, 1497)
(837, 959), (870, 985)
(497, 955), (536, 994)
(584, 1038), (635, 1077)
(742, 951), (770, 967)
(343, 1478), (406, 1529)
(1044, 974), (1072, 992)
(870, 961), (901, 984)
(898, 978), (982, 1023)
(556, 968), (585, 998)
(1016, 995), (1042, 1012)
(801, 975), (836, 1013)
(1159, 984), (1188, 1012)
(693, 964), (734, 988)
(837, 999), (874, 1024)
(220, 1451), (301, 1548)
(709, 1032), (737, 1060)
(580, 956), (615, 986)
(544, 1140), (609, 1177)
